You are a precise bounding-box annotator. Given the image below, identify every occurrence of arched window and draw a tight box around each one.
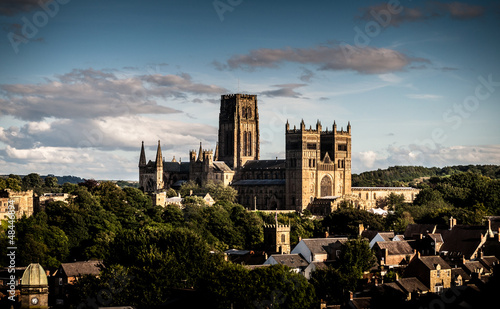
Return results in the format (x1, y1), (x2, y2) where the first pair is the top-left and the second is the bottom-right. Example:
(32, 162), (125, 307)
(320, 175), (332, 197)
(243, 132), (248, 156)
(248, 132), (252, 156)
(281, 234), (286, 243)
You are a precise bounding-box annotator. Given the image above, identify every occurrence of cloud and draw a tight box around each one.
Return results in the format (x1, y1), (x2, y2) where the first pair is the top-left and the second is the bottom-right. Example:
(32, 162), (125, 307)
(299, 67), (315, 82)
(0, 68), (228, 121)
(0, 0), (53, 16)
(260, 84), (306, 98)
(358, 1), (485, 27)
(0, 115), (217, 151)
(353, 144), (500, 173)
(214, 45), (429, 74)
(406, 94), (443, 100)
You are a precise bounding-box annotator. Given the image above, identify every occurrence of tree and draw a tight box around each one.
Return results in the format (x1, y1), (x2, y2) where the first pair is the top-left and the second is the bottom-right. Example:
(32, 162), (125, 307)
(206, 181), (238, 202)
(337, 237), (376, 284)
(22, 173), (43, 190)
(44, 176), (59, 188)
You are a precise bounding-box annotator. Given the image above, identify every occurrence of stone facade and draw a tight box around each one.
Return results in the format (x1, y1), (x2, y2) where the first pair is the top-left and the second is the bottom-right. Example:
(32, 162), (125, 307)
(138, 93), (419, 212)
(0, 189), (34, 220)
(264, 223), (291, 254)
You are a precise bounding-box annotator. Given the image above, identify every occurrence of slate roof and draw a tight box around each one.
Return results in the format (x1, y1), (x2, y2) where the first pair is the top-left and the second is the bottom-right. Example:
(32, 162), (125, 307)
(241, 159), (286, 170)
(478, 255), (499, 272)
(212, 161), (233, 172)
(417, 256), (451, 270)
(404, 224), (437, 239)
(301, 238), (349, 255)
(270, 254), (309, 268)
(379, 232), (395, 242)
(375, 241), (414, 255)
(164, 162), (190, 173)
(395, 277), (428, 294)
(439, 225), (487, 258)
(463, 261), (483, 274)
(59, 261), (102, 277)
(349, 297), (372, 309)
(427, 233), (443, 243)
(451, 267), (470, 281)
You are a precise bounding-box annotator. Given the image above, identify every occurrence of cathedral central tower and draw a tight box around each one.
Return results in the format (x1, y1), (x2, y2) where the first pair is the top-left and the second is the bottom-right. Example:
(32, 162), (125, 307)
(217, 94), (260, 169)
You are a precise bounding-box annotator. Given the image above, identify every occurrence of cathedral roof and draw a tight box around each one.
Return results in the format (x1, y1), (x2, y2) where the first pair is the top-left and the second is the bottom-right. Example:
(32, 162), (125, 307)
(241, 159), (286, 170)
(212, 161), (232, 172)
(232, 179), (286, 186)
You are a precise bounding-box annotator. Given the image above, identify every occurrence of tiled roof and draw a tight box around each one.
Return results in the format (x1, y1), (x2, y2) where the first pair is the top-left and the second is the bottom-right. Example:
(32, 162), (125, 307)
(427, 233), (443, 243)
(396, 277), (428, 294)
(270, 254), (309, 268)
(60, 260), (102, 277)
(418, 256), (451, 270)
(439, 225), (487, 258)
(451, 267), (470, 281)
(463, 261), (483, 274)
(404, 224), (437, 239)
(478, 255), (499, 271)
(375, 241), (414, 255)
(301, 238), (348, 254)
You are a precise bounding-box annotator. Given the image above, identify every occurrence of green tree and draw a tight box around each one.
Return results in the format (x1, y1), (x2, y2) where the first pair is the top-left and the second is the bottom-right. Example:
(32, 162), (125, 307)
(22, 173), (43, 190)
(44, 176), (59, 188)
(6, 177), (22, 191)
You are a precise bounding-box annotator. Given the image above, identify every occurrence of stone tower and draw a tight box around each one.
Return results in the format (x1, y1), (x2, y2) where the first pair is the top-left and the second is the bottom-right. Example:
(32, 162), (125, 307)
(217, 94), (260, 169)
(264, 220), (291, 254)
(20, 263), (49, 308)
(285, 120), (351, 211)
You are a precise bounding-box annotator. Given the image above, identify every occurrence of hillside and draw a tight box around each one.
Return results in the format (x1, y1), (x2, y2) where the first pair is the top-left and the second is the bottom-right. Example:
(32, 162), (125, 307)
(352, 165), (500, 187)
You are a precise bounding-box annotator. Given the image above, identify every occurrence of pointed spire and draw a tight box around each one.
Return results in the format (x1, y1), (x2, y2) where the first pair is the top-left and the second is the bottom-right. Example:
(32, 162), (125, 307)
(171, 156), (176, 162)
(300, 119), (305, 130)
(347, 121), (351, 133)
(155, 140), (163, 167)
(214, 142), (219, 161)
(197, 141), (203, 162)
(333, 120), (337, 132)
(286, 119), (290, 131)
(139, 141), (146, 167)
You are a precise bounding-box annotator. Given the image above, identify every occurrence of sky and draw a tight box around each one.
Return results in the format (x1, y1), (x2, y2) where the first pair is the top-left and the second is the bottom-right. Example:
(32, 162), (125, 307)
(0, 0), (499, 180)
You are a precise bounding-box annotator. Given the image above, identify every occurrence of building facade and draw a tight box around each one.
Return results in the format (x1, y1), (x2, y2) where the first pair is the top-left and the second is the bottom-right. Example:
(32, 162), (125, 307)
(139, 93), (419, 212)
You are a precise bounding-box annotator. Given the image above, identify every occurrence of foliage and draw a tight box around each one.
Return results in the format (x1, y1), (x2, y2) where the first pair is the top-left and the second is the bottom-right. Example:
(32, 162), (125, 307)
(323, 208), (385, 236)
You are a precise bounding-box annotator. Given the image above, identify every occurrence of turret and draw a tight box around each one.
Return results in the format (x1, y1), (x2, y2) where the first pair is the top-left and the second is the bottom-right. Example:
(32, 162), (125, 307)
(155, 140), (164, 191)
(139, 141), (146, 167)
(333, 120), (337, 132)
(286, 119), (290, 131)
(197, 142), (203, 162)
(316, 119), (322, 132)
(300, 119), (305, 130)
(347, 121), (351, 133)
(214, 142), (219, 161)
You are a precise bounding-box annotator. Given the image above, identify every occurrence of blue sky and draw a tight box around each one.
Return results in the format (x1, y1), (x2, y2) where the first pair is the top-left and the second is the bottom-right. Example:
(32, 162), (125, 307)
(0, 0), (499, 180)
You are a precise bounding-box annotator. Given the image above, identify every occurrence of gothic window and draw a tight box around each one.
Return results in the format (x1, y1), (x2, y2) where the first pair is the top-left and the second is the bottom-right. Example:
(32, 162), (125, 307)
(320, 175), (332, 197)
(248, 132), (252, 156)
(281, 234), (285, 243)
(243, 132), (248, 156)
(366, 193), (369, 199)
(248, 108), (252, 118)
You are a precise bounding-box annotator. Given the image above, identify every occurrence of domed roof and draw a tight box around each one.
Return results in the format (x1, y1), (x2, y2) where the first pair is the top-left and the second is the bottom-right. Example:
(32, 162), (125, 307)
(21, 263), (48, 286)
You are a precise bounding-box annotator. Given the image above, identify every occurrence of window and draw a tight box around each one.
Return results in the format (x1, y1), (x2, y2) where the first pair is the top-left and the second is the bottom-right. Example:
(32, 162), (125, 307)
(338, 144), (347, 151)
(281, 234), (286, 243)
(58, 278), (63, 285)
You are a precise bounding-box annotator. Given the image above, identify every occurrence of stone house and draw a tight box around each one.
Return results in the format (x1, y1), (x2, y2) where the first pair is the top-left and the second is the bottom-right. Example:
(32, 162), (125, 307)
(291, 237), (348, 263)
(264, 254), (309, 276)
(403, 254), (452, 294)
(372, 241), (415, 268)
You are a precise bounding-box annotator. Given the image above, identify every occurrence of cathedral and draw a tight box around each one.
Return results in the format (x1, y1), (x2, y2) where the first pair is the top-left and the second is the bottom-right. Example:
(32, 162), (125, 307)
(139, 93), (419, 214)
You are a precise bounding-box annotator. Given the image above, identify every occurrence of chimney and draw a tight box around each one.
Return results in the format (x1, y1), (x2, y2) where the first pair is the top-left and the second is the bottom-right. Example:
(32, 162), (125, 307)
(325, 231), (329, 238)
(298, 236), (302, 242)
(359, 223), (365, 236)
(498, 227), (500, 242)
(449, 216), (456, 230)
(189, 190), (193, 196)
(349, 291), (353, 301)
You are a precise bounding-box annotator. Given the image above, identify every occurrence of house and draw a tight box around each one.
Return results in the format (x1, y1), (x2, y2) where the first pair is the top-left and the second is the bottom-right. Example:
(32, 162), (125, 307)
(372, 241), (415, 268)
(411, 233), (444, 256)
(361, 230), (395, 248)
(404, 224), (437, 240)
(403, 254), (452, 294)
(291, 237), (348, 263)
(263, 254), (309, 275)
(35, 192), (72, 212)
(383, 277), (428, 301)
(304, 261), (329, 280)
(51, 261), (102, 306)
(438, 225), (488, 262)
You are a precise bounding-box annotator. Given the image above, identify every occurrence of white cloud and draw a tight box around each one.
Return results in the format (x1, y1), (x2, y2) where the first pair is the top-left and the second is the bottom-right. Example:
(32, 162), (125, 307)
(406, 94), (443, 100)
(353, 144), (500, 173)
